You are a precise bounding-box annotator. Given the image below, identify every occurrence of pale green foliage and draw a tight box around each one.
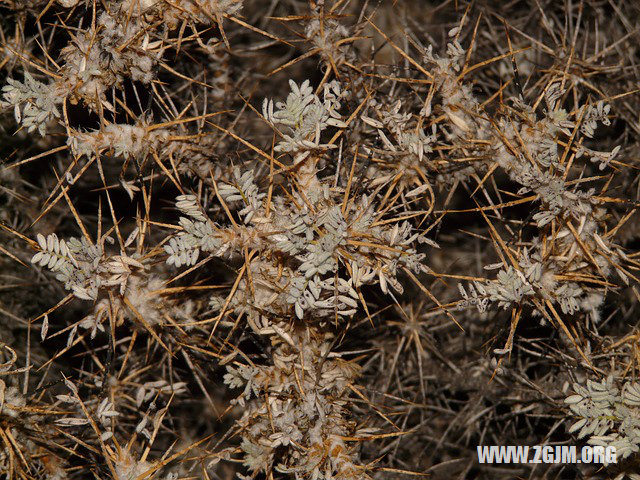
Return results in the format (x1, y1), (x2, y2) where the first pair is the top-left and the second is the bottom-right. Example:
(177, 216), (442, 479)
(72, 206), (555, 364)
(1, 72), (60, 136)
(31, 234), (103, 300)
(566, 377), (640, 460)
(262, 79), (347, 160)
(164, 194), (222, 267)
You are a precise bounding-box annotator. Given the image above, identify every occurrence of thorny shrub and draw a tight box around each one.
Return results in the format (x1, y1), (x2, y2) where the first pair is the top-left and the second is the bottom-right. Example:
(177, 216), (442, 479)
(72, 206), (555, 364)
(1, 0), (640, 479)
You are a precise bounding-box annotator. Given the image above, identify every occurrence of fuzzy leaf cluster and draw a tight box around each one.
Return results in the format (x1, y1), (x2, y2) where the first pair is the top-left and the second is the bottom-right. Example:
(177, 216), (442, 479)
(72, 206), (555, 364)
(262, 79), (346, 160)
(1, 72), (61, 136)
(565, 377), (640, 460)
(164, 194), (222, 267)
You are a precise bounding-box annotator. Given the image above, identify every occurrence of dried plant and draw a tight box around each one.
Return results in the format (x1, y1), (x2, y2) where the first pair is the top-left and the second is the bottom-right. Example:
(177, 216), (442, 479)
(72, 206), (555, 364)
(1, 0), (640, 479)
